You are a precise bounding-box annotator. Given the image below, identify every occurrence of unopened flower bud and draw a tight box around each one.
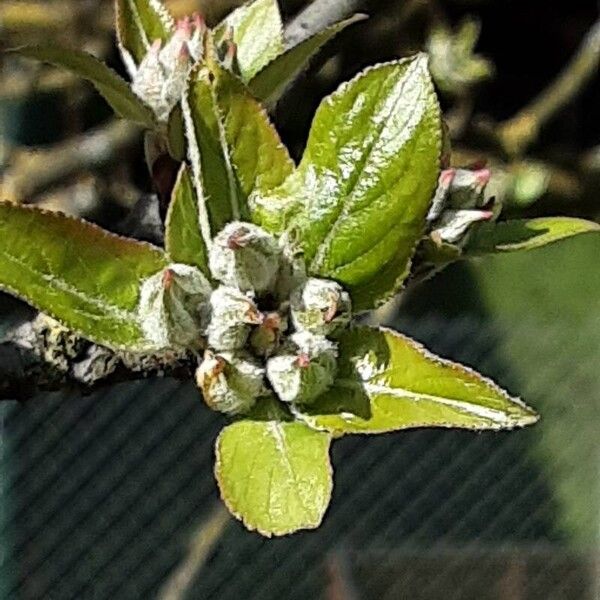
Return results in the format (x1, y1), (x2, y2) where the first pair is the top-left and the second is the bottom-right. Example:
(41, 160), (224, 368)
(207, 286), (263, 351)
(250, 311), (287, 357)
(427, 169), (456, 222)
(447, 167), (491, 209)
(132, 39), (167, 118)
(291, 278), (351, 336)
(266, 332), (338, 405)
(196, 350), (265, 415)
(139, 264), (212, 350)
(209, 222), (281, 294)
(431, 208), (494, 245)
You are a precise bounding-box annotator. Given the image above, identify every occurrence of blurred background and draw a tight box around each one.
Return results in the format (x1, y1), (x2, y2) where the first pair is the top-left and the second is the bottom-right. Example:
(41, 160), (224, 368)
(0, 0), (599, 598)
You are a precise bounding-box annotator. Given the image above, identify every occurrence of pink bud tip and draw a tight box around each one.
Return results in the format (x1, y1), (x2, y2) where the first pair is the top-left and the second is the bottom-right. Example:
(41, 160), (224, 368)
(226, 41), (237, 59)
(192, 12), (206, 31)
(263, 313), (282, 331)
(478, 210), (494, 221)
(178, 41), (191, 61)
(474, 168), (491, 188)
(177, 16), (192, 38)
(440, 169), (456, 188)
(226, 229), (249, 249)
(162, 268), (175, 290)
(150, 39), (162, 53)
(295, 354), (311, 369)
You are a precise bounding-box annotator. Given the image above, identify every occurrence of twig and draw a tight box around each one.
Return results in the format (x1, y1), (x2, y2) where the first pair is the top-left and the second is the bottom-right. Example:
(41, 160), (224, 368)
(156, 503), (230, 600)
(285, 0), (366, 47)
(0, 119), (140, 204)
(498, 18), (600, 156)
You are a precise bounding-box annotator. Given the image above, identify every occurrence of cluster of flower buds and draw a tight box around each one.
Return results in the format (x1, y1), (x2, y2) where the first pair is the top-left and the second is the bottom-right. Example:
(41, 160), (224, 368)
(151, 221), (352, 416)
(131, 14), (206, 121)
(427, 166), (497, 246)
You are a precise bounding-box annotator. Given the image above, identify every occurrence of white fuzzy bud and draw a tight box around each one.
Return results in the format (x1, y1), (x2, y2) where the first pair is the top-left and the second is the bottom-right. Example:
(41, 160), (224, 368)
(196, 350), (265, 415)
(291, 278), (351, 336)
(209, 222), (281, 294)
(431, 208), (494, 244)
(206, 286), (263, 351)
(138, 264), (212, 350)
(266, 332), (338, 405)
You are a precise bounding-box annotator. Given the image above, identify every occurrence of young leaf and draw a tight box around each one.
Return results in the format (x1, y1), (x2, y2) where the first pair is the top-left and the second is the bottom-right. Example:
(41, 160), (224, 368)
(249, 14), (367, 105)
(297, 327), (538, 435)
(11, 45), (156, 128)
(183, 63), (293, 235)
(287, 55), (442, 310)
(465, 217), (600, 256)
(215, 420), (333, 536)
(165, 165), (211, 277)
(215, 0), (284, 81)
(115, 0), (174, 69)
(0, 202), (167, 351)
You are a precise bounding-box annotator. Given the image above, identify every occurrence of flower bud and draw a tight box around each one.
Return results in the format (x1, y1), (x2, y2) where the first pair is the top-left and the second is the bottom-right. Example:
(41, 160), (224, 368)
(447, 167), (491, 209)
(266, 332), (338, 405)
(427, 169), (456, 222)
(209, 222), (281, 294)
(291, 278), (351, 336)
(132, 40), (168, 119)
(250, 311), (287, 357)
(207, 286), (263, 351)
(431, 208), (494, 245)
(139, 264), (212, 350)
(196, 350), (265, 415)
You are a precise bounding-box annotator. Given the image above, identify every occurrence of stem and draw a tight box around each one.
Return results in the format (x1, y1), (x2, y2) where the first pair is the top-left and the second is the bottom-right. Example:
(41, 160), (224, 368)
(285, 0), (366, 47)
(498, 19), (600, 156)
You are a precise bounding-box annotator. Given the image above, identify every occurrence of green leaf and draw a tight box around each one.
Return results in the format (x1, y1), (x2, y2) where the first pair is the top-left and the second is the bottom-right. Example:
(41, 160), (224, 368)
(249, 14), (366, 105)
(0, 202), (168, 351)
(215, 420), (332, 536)
(465, 217), (600, 255)
(11, 45), (156, 128)
(165, 164), (211, 277)
(287, 55), (442, 310)
(115, 0), (174, 67)
(216, 0), (284, 81)
(183, 63), (293, 235)
(297, 327), (538, 435)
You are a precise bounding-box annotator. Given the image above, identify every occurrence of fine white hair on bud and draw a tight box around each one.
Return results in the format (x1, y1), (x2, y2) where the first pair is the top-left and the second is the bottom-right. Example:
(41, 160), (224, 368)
(447, 167), (491, 209)
(138, 264), (212, 350)
(207, 286), (263, 351)
(209, 222), (281, 294)
(431, 208), (494, 244)
(266, 332), (338, 405)
(291, 278), (352, 336)
(196, 350), (265, 416)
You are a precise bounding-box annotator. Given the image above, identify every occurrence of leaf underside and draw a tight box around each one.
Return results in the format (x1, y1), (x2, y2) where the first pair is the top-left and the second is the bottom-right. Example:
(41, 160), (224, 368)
(0, 202), (167, 351)
(215, 420), (333, 536)
(298, 327), (539, 435)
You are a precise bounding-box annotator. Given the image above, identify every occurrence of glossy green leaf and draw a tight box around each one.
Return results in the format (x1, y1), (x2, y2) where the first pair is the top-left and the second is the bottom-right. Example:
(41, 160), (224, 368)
(0, 202), (168, 351)
(115, 0), (174, 67)
(216, 0), (284, 81)
(249, 14), (366, 104)
(298, 327), (538, 435)
(215, 420), (332, 536)
(465, 217), (600, 255)
(183, 63), (293, 235)
(288, 55), (442, 310)
(165, 164), (210, 277)
(11, 45), (156, 128)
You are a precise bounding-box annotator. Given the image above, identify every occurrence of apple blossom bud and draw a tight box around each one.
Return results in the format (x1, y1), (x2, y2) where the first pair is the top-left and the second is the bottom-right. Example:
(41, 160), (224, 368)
(196, 350), (265, 415)
(427, 169), (456, 222)
(250, 311), (287, 357)
(209, 222), (281, 294)
(291, 278), (351, 336)
(207, 286), (263, 351)
(266, 332), (338, 405)
(431, 208), (494, 244)
(447, 167), (491, 208)
(138, 264), (212, 350)
(132, 39), (167, 117)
